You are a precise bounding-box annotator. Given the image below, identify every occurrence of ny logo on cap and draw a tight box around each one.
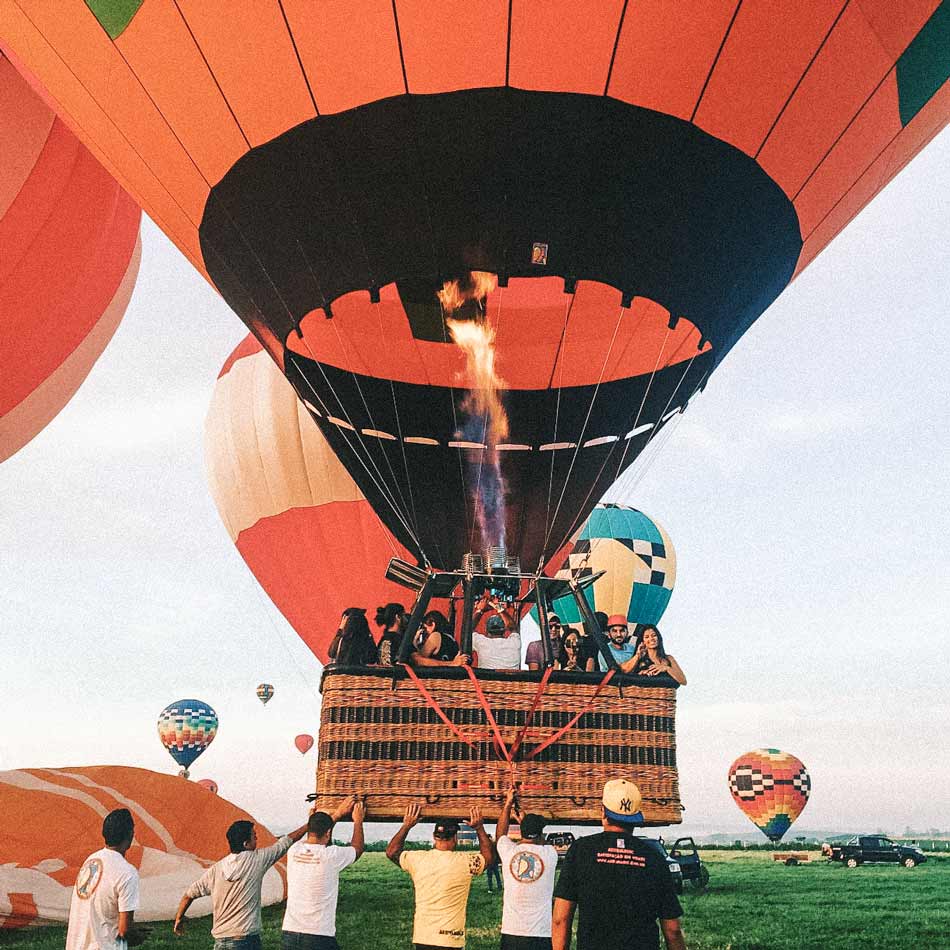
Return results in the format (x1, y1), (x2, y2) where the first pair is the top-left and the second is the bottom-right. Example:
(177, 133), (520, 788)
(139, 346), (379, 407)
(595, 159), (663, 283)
(620, 797), (633, 812)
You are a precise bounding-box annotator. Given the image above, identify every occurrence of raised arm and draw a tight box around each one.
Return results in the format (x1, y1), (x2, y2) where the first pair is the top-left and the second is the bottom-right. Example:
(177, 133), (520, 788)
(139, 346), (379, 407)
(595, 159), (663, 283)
(349, 800), (366, 858)
(469, 806), (494, 869)
(386, 803), (421, 865)
(496, 787), (517, 841)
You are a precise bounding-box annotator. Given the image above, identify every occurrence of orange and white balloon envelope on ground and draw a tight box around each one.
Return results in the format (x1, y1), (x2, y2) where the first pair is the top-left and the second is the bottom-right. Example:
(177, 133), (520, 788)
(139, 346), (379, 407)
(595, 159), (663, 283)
(0, 766), (285, 929)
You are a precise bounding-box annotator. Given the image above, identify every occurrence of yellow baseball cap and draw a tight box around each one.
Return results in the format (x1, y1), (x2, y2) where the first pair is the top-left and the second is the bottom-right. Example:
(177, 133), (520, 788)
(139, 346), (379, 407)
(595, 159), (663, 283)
(603, 778), (644, 825)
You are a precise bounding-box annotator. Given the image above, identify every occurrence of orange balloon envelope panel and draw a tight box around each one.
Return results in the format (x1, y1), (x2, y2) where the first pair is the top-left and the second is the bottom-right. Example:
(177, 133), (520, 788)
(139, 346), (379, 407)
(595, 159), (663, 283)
(294, 734), (314, 756)
(5, 3), (947, 562)
(0, 51), (141, 463)
(728, 748), (811, 842)
(205, 335), (413, 664)
(0, 766), (285, 929)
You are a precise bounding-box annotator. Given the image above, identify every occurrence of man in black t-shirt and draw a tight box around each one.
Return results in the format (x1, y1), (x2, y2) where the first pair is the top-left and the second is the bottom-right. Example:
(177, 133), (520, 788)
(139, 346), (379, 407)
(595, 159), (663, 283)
(552, 779), (686, 950)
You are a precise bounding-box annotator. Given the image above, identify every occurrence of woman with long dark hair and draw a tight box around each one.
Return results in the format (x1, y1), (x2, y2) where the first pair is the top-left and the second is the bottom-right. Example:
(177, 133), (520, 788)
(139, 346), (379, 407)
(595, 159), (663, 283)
(327, 607), (379, 666)
(375, 602), (406, 666)
(410, 609), (467, 667)
(622, 624), (686, 684)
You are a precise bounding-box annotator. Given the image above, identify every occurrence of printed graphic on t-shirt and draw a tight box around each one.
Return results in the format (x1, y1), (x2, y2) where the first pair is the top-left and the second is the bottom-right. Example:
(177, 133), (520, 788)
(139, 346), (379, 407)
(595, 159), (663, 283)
(75, 859), (103, 900)
(508, 850), (546, 883)
(468, 855), (484, 875)
(596, 844), (646, 868)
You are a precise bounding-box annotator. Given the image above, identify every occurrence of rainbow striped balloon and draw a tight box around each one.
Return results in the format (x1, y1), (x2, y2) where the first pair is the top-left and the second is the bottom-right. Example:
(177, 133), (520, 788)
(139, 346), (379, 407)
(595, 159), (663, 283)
(157, 700), (218, 771)
(728, 748), (811, 842)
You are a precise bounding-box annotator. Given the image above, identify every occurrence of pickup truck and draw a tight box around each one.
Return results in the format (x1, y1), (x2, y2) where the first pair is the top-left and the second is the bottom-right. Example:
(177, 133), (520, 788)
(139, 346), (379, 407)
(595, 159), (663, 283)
(824, 836), (927, 868)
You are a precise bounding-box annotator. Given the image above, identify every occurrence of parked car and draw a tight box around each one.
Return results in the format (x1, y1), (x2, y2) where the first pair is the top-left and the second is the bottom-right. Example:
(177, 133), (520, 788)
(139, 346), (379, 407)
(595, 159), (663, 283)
(456, 823), (479, 847)
(825, 836), (927, 868)
(545, 831), (576, 858)
(639, 836), (709, 893)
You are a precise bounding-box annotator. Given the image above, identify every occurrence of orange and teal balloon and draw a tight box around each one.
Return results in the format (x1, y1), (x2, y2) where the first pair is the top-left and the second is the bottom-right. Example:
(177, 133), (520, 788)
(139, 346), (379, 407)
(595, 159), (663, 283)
(157, 699), (218, 774)
(294, 734), (314, 756)
(728, 748), (811, 842)
(256, 683), (274, 706)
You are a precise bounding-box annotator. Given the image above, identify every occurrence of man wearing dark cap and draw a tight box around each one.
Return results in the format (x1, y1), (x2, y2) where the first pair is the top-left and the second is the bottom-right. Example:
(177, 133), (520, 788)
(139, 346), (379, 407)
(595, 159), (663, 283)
(495, 788), (558, 949)
(66, 808), (145, 950)
(473, 594), (522, 670)
(386, 804), (494, 949)
(553, 779), (686, 950)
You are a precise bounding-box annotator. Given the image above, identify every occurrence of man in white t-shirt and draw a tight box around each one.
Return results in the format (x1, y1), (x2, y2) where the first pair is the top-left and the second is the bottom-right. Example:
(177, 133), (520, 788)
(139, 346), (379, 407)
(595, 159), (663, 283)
(473, 614), (522, 671)
(281, 796), (365, 950)
(495, 788), (558, 950)
(66, 807), (145, 950)
(174, 814), (310, 950)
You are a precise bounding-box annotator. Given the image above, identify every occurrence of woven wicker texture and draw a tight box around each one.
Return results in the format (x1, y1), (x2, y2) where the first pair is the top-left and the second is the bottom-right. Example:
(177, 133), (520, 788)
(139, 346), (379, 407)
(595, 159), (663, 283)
(314, 669), (681, 824)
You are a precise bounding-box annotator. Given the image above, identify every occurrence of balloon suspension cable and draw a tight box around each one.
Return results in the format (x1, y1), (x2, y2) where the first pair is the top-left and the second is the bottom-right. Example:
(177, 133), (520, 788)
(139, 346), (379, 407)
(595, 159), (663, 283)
(541, 300), (628, 556)
(543, 291), (578, 550)
(288, 353), (428, 562)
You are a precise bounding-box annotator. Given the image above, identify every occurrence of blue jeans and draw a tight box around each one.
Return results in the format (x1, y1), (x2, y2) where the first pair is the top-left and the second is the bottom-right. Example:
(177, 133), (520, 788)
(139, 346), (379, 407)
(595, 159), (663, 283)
(486, 862), (503, 891)
(214, 935), (262, 950)
(282, 933), (341, 950)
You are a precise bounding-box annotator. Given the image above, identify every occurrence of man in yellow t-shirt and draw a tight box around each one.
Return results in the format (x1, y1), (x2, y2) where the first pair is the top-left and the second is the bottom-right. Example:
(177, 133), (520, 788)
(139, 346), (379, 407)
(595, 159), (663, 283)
(386, 804), (494, 949)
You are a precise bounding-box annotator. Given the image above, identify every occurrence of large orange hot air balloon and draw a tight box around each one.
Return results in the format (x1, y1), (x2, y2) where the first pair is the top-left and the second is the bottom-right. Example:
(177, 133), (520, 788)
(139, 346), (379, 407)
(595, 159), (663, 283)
(205, 335), (412, 664)
(2, 3), (946, 569)
(728, 748), (812, 842)
(0, 51), (140, 463)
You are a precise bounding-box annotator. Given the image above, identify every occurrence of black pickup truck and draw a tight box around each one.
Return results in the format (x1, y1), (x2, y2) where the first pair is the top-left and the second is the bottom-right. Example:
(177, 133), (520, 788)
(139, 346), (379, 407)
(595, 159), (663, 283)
(825, 836), (927, 868)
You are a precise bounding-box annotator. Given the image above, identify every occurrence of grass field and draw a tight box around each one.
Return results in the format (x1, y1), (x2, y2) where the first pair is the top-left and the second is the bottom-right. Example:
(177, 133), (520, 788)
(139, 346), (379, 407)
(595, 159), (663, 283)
(4, 851), (948, 950)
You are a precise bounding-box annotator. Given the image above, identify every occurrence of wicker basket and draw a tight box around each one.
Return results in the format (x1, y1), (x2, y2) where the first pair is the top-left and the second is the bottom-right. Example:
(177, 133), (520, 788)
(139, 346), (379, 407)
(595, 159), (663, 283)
(313, 666), (682, 825)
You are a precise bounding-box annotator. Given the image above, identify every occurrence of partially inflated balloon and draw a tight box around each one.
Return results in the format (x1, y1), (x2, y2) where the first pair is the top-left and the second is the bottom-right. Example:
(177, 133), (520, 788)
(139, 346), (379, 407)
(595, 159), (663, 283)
(294, 735), (314, 756)
(0, 52), (141, 463)
(256, 683), (274, 706)
(6, 4), (948, 566)
(157, 700), (218, 774)
(728, 748), (811, 842)
(540, 503), (676, 627)
(196, 778), (218, 795)
(205, 336), (412, 664)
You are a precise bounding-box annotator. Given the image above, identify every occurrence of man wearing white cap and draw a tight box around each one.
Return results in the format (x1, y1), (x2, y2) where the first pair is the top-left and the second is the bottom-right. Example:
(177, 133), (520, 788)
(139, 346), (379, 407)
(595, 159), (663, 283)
(552, 779), (686, 950)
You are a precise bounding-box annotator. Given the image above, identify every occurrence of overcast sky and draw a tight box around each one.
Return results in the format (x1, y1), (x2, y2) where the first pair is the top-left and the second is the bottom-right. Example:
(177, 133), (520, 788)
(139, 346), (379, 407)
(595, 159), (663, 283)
(2, 129), (948, 839)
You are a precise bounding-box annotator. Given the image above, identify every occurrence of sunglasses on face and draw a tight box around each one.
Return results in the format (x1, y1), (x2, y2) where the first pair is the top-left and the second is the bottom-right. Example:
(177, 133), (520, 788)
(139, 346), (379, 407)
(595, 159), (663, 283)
(548, 621), (561, 628)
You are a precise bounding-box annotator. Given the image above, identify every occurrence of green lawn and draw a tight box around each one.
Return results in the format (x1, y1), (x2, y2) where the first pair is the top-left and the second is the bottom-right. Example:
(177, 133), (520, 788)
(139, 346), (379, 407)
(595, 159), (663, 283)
(4, 851), (948, 950)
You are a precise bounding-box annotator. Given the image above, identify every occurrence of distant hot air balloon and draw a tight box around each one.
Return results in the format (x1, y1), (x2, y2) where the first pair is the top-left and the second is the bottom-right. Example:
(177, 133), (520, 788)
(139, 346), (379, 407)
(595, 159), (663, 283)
(294, 734), (314, 756)
(728, 748), (811, 842)
(206, 336), (412, 665)
(0, 52), (141, 463)
(157, 699), (218, 779)
(196, 778), (218, 795)
(538, 503), (676, 627)
(256, 683), (275, 706)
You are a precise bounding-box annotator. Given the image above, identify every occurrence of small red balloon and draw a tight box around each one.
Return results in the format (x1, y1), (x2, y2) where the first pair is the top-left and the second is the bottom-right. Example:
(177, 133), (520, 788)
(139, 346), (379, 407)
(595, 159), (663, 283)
(295, 734), (314, 755)
(196, 779), (218, 795)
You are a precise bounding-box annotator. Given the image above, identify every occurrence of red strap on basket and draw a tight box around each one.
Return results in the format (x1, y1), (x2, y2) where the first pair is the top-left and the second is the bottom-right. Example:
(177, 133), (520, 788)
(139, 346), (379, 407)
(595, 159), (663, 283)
(523, 669), (616, 761)
(508, 666), (553, 760)
(464, 665), (511, 763)
(400, 664), (478, 750)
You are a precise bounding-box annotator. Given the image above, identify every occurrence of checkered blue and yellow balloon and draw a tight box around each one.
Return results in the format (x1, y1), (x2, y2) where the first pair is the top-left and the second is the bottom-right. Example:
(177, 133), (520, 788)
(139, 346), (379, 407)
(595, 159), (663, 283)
(539, 503), (676, 627)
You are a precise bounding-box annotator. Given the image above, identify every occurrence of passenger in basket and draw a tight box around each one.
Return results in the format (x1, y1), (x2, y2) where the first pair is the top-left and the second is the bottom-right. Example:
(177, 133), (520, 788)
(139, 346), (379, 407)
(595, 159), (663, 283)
(327, 608), (379, 666)
(495, 788), (558, 950)
(604, 615), (638, 668)
(552, 779), (687, 950)
(525, 614), (564, 670)
(620, 625), (686, 684)
(473, 613), (522, 671)
(557, 630), (587, 671)
(411, 611), (469, 668)
(281, 796), (365, 950)
(386, 804), (494, 950)
(375, 602), (406, 666)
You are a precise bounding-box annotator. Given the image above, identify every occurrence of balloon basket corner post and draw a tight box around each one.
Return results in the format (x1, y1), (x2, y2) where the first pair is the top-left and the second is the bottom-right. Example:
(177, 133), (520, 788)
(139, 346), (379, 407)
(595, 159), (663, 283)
(312, 665), (682, 825)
